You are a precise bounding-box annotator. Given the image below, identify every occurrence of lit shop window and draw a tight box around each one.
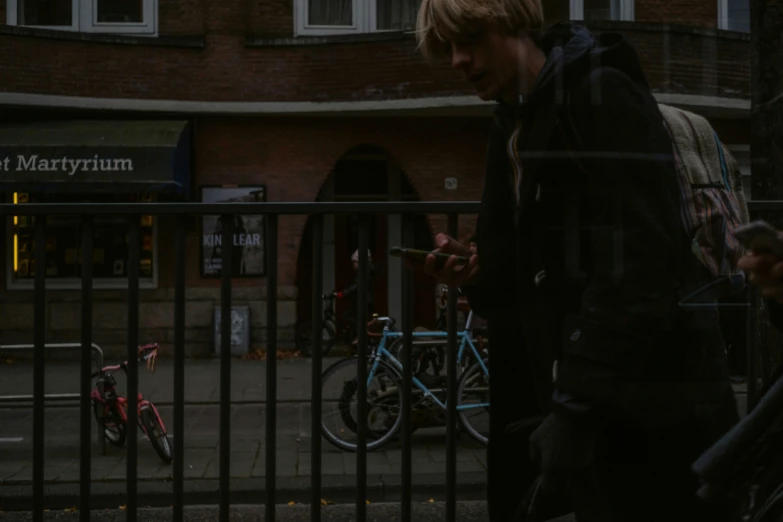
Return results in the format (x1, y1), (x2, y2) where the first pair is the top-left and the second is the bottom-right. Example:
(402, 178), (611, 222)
(9, 192), (157, 289)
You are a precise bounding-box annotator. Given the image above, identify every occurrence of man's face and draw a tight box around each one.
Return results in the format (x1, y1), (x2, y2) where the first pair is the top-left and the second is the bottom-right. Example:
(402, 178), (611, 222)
(447, 26), (522, 102)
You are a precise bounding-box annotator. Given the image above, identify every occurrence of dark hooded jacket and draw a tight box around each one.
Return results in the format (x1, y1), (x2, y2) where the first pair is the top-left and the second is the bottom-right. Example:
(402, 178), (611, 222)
(465, 23), (739, 434)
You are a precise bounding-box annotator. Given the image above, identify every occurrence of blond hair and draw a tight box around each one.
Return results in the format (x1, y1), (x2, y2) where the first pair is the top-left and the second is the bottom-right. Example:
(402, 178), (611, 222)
(415, 0), (544, 61)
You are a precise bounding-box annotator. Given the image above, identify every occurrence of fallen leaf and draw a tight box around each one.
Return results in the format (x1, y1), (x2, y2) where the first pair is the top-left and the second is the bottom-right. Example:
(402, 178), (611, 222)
(287, 501), (295, 506)
(366, 500), (371, 504)
(119, 505), (127, 510)
(427, 498), (435, 503)
(64, 507), (77, 512)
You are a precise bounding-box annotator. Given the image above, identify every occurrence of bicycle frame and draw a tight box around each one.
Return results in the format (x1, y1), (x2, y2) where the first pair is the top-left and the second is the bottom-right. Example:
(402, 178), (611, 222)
(90, 345), (168, 439)
(91, 388), (167, 438)
(364, 317), (489, 413)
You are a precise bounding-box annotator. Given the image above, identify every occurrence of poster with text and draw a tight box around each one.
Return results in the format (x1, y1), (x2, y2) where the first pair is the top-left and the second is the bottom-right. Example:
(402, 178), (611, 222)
(200, 185), (266, 278)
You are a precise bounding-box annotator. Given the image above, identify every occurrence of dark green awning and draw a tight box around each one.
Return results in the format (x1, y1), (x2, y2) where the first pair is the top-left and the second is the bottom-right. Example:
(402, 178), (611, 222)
(0, 120), (191, 196)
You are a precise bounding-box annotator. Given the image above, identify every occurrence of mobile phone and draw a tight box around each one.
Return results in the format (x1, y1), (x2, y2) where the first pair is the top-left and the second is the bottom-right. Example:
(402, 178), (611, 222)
(733, 220), (783, 257)
(388, 247), (469, 270)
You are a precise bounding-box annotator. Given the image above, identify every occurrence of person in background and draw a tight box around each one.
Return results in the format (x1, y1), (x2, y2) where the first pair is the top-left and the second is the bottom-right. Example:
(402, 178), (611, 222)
(469, 233), (478, 255)
(339, 249), (375, 345)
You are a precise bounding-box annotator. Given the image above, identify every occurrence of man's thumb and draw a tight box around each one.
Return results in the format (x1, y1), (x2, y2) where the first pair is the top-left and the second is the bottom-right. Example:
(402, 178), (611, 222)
(435, 233), (451, 250)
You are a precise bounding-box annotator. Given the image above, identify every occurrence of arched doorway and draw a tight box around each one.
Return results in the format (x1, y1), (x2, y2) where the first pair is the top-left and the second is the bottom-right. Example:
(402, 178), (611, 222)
(295, 145), (436, 347)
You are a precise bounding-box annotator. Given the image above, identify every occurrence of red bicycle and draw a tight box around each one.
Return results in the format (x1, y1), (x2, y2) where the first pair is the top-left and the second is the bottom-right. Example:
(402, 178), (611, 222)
(90, 342), (172, 464)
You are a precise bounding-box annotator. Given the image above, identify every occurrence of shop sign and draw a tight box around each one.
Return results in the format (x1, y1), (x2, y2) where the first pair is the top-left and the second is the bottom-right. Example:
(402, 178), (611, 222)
(0, 154), (134, 176)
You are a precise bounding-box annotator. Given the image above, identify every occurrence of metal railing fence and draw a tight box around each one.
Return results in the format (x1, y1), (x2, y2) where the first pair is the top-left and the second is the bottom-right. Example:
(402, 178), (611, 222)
(1, 198), (779, 521)
(0, 201), (480, 522)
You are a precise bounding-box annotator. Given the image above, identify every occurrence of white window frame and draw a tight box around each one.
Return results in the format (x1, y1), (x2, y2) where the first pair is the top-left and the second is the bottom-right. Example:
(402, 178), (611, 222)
(6, 0), (157, 35)
(5, 212), (160, 291)
(717, 0), (750, 31)
(570, 0), (635, 21)
(295, 0), (416, 36)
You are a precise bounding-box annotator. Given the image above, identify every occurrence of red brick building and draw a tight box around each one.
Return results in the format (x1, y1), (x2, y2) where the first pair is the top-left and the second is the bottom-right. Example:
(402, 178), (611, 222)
(0, 0), (751, 357)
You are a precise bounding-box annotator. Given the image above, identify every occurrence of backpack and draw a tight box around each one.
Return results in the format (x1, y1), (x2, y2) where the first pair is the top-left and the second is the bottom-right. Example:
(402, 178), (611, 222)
(558, 100), (750, 290)
(657, 103), (750, 281)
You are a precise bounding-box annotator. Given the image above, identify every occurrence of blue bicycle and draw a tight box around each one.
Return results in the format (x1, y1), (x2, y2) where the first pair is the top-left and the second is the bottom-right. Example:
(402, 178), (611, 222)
(320, 312), (490, 452)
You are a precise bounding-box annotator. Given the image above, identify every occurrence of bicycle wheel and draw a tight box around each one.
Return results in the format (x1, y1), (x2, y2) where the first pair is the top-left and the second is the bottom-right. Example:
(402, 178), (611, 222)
(93, 402), (127, 447)
(296, 320), (335, 357)
(320, 357), (403, 452)
(140, 406), (172, 464)
(457, 358), (490, 446)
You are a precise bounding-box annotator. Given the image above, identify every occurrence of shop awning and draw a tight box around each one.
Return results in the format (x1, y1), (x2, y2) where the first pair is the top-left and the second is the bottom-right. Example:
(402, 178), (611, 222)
(0, 120), (191, 196)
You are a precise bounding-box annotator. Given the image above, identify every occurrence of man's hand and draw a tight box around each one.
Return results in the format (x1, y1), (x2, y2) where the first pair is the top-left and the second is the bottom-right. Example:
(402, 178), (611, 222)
(407, 233), (480, 286)
(738, 250), (783, 303)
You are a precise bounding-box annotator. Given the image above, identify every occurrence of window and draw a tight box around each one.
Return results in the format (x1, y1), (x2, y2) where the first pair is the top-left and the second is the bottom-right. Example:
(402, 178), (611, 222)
(6, 0), (156, 34)
(295, 0), (421, 36)
(7, 192), (158, 290)
(569, 0), (635, 21)
(718, 0), (750, 32)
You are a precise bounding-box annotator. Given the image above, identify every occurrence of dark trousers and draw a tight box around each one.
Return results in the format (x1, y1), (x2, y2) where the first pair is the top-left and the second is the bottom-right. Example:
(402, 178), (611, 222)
(574, 415), (738, 522)
(487, 329), (541, 522)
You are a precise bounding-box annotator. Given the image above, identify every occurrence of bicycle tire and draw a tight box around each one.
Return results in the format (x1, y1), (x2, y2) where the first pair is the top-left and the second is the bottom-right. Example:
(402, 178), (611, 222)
(457, 358), (490, 446)
(140, 407), (173, 464)
(320, 357), (403, 452)
(93, 402), (127, 447)
(296, 320), (336, 357)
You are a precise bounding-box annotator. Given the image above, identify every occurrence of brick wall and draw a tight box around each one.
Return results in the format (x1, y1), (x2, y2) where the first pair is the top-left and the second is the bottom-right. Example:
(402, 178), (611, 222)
(636, 0), (718, 26)
(0, 24), (749, 102)
(0, 116), (487, 358)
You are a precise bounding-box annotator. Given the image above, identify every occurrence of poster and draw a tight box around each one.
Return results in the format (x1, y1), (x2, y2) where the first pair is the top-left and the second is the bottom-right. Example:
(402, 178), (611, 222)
(200, 185), (266, 278)
(214, 306), (251, 356)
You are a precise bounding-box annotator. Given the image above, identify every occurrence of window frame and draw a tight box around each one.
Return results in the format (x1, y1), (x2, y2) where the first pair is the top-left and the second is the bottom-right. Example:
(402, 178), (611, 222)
(569, 0), (635, 21)
(5, 201), (160, 291)
(294, 0), (416, 36)
(293, 0), (635, 36)
(6, 0), (157, 35)
(717, 0), (750, 32)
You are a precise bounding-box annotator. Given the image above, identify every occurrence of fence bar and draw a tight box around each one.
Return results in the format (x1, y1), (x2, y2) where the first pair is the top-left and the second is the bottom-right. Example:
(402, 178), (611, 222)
(265, 214), (279, 521)
(126, 216), (141, 522)
(310, 215), (324, 522)
(32, 216), (46, 522)
(747, 286), (760, 411)
(445, 213), (459, 522)
(80, 216), (94, 522)
(3, 201), (483, 217)
(173, 215), (187, 522)
(356, 215), (370, 522)
(400, 213), (413, 522)
(219, 215), (234, 522)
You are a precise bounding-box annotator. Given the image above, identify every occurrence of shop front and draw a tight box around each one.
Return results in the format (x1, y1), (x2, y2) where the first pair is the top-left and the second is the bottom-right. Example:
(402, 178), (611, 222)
(0, 119), (193, 357)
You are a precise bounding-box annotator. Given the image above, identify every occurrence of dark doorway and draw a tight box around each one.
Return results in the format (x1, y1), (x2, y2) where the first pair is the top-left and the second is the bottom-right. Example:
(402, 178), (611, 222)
(295, 147), (436, 346)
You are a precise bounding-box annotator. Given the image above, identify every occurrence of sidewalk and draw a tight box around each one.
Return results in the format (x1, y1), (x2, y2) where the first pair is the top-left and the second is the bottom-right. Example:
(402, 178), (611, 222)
(0, 358), (488, 511)
(0, 358), (749, 512)
(0, 502), (577, 522)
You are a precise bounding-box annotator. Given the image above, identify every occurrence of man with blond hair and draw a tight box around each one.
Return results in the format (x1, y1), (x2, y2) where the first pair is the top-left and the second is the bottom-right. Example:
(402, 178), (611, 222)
(411, 0), (740, 520)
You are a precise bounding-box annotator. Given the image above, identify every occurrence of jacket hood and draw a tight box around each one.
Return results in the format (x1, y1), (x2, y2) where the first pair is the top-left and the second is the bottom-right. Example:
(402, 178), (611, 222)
(494, 23), (650, 128)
